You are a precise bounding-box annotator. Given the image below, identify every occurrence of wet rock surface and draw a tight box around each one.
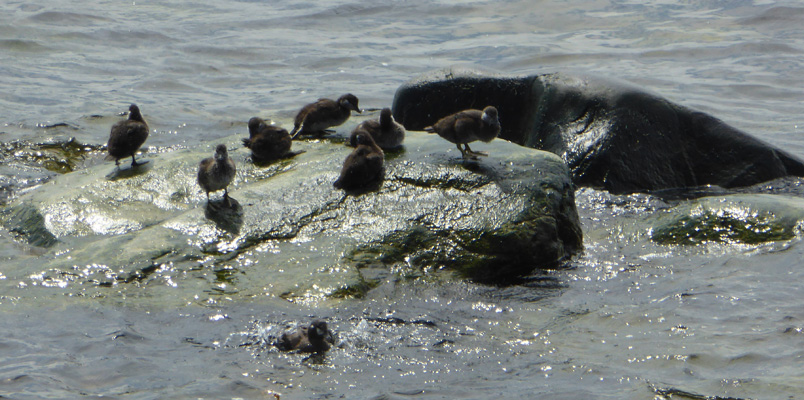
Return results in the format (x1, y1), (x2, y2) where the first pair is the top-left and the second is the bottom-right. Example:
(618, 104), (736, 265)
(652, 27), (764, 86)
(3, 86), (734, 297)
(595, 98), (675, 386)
(649, 194), (804, 246)
(393, 68), (804, 194)
(0, 126), (582, 296)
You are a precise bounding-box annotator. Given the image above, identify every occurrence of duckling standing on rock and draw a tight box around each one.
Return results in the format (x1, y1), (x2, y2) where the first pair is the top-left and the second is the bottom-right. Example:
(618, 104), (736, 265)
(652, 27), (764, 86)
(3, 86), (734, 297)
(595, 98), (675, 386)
(275, 319), (335, 353)
(197, 144), (236, 206)
(349, 107), (405, 150)
(106, 104), (149, 167)
(424, 106), (500, 159)
(290, 94), (361, 139)
(242, 117), (293, 162)
(334, 132), (384, 191)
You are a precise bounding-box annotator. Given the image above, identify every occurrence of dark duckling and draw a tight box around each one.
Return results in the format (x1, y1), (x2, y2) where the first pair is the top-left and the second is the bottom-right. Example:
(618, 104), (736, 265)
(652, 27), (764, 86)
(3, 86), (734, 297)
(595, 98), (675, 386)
(334, 132), (384, 190)
(242, 117), (292, 162)
(106, 104), (149, 167)
(424, 106), (500, 159)
(197, 144), (236, 205)
(290, 93), (361, 139)
(275, 319), (335, 353)
(349, 107), (405, 150)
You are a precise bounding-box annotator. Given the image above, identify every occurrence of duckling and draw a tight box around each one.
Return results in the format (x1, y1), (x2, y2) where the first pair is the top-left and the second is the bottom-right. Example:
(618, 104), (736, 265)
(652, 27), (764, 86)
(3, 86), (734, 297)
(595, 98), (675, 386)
(197, 144), (236, 205)
(290, 94), (361, 138)
(275, 319), (335, 353)
(242, 117), (292, 162)
(334, 132), (384, 190)
(424, 106), (500, 159)
(349, 107), (405, 150)
(106, 104), (149, 167)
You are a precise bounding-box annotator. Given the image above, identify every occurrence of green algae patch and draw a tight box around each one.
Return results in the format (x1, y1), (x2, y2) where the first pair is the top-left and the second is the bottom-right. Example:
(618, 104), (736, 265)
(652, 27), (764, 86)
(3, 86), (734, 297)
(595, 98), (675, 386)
(1, 138), (102, 174)
(650, 195), (804, 245)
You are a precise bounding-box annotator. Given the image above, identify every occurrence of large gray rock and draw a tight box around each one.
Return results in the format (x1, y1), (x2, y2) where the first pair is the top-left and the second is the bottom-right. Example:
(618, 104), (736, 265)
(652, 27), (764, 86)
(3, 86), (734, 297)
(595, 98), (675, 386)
(0, 124), (582, 296)
(392, 68), (804, 194)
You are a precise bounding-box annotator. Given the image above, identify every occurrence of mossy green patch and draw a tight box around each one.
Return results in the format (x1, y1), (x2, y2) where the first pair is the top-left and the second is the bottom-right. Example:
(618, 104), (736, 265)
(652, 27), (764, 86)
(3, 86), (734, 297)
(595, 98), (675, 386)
(651, 209), (795, 245)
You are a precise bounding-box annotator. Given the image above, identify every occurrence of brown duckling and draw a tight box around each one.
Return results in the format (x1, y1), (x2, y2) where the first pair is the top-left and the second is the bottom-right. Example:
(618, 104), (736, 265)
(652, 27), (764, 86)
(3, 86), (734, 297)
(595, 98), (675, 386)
(197, 144), (236, 205)
(349, 107), (405, 150)
(290, 93), (361, 139)
(242, 117), (292, 162)
(275, 319), (335, 353)
(334, 132), (384, 190)
(106, 104), (149, 167)
(424, 106), (500, 159)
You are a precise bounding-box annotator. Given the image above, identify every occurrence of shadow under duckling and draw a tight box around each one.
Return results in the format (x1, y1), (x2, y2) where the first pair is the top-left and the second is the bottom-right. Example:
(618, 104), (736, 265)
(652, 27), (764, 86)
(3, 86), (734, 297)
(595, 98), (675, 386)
(275, 319), (335, 354)
(424, 106), (500, 159)
(348, 107), (405, 150)
(334, 131), (384, 192)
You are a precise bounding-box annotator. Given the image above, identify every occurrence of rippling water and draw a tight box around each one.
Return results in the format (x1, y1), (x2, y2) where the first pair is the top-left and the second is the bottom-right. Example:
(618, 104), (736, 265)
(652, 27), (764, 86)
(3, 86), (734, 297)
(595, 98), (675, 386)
(2, 0), (804, 398)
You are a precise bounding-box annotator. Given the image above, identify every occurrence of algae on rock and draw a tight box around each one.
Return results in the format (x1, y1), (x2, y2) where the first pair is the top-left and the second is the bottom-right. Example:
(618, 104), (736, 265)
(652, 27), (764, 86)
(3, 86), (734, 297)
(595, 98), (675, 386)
(649, 194), (804, 245)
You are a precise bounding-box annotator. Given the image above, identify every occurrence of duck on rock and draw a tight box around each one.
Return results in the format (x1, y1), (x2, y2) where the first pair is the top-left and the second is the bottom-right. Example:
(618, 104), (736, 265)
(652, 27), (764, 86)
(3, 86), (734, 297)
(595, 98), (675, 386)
(197, 144), (236, 206)
(334, 132), (384, 191)
(424, 106), (500, 159)
(242, 117), (293, 162)
(290, 94), (361, 138)
(106, 104), (149, 167)
(349, 107), (405, 150)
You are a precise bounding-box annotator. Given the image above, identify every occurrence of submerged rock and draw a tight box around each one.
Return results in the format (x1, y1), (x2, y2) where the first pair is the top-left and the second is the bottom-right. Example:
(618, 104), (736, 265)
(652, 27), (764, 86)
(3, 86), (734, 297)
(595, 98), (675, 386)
(392, 68), (804, 194)
(0, 125), (582, 300)
(649, 194), (804, 245)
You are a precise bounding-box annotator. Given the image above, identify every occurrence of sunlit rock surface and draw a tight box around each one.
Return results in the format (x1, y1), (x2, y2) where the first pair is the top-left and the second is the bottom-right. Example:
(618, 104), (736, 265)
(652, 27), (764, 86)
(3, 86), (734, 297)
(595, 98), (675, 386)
(0, 128), (582, 299)
(393, 68), (804, 194)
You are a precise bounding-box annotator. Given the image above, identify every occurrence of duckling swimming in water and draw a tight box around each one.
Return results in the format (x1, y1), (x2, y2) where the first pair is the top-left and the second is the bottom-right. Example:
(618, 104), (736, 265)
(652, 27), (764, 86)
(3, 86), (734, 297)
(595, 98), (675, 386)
(334, 132), (384, 191)
(106, 104), (149, 167)
(349, 107), (405, 150)
(290, 94), (361, 139)
(424, 106), (500, 159)
(197, 144), (236, 205)
(242, 117), (293, 162)
(275, 319), (335, 353)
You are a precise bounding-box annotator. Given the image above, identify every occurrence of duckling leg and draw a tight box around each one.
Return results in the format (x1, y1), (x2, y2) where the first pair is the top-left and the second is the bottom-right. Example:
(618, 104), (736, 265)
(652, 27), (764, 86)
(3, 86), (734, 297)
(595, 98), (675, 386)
(130, 155), (149, 167)
(464, 144), (487, 157)
(456, 143), (468, 158)
(457, 144), (478, 160)
(223, 189), (231, 207)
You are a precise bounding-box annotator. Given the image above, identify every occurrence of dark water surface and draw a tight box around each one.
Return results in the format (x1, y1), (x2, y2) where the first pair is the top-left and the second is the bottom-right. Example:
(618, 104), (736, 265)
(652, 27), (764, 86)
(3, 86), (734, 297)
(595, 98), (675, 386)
(2, 0), (804, 398)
